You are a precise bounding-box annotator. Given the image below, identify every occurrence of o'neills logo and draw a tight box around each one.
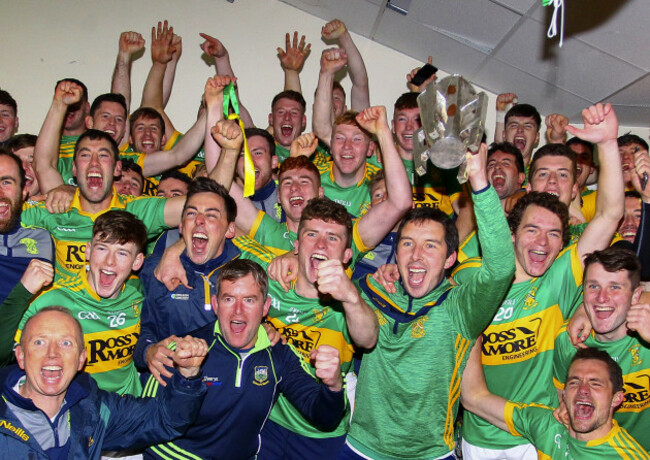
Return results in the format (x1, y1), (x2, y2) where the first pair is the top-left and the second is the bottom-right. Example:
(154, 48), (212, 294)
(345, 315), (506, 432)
(0, 420), (29, 441)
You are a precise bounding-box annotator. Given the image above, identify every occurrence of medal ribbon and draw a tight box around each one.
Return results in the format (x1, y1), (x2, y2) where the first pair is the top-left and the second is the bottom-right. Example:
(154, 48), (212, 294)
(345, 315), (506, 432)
(223, 82), (255, 196)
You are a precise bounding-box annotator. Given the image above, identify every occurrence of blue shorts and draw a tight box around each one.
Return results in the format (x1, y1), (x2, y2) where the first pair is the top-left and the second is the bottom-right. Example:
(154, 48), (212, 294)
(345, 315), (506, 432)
(258, 419), (346, 460)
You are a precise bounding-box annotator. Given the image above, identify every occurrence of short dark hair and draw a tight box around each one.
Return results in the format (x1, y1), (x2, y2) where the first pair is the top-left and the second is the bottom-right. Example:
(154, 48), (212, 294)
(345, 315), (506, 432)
(394, 92), (419, 112)
(488, 142), (525, 174)
(396, 207), (458, 258)
(278, 155), (321, 185)
(529, 143), (577, 183)
(159, 169), (192, 189)
(90, 93), (127, 118)
(0, 90), (17, 114)
(74, 129), (120, 162)
(184, 177), (237, 223)
(505, 103), (541, 130)
(298, 197), (352, 248)
(584, 246), (641, 289)
(6, 134), (37, 152)
(129, 107), (165, 137)
(217, 259), (269, 298)
(271, 90), (306, 112)
(244, 127), (276, 158)
(507, 192), (570, 246)
(569, 348), (624, 394)
(55, 78), (88, 103)
(566, 137), (594, 158)
(618, 133), (649, 151)
(21, 306), (84, 348)
(118, 158), (144, 194)
(92, 210), (147, 254)
(0, 148), (26, 190)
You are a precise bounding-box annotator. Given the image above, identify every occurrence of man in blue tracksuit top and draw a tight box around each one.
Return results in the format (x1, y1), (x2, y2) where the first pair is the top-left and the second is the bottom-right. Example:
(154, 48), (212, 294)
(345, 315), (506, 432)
(0, 306), (208, 459)
(142, 259), (346, 460)
(135, 177), (274, 384)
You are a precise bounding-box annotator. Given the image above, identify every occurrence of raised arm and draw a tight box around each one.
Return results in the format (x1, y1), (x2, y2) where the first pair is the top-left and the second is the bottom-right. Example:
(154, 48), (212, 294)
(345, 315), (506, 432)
(111, 31), (145, 114)
(162, 31), (182, 108)
(33, 81), (83, 193)
(322, 19), (369, 111)
(567, 103), (624, 262)
(461, 340), (509, 432)
(278, 31), (311, 94)
(142, 20), (177, 137)
(355, 106), (412, 247)
(545, 113), (569, 144)
(406, 56), (437, 93)
(312, 48), (348, 145)
(494, 93), (517, 142)
(199, 33), (254, 128)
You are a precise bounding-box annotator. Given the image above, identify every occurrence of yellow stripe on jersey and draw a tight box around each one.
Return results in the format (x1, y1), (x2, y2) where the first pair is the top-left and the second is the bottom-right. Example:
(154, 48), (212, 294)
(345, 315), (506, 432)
(444, 334), (471, 449)
(233, 235), (275, 263)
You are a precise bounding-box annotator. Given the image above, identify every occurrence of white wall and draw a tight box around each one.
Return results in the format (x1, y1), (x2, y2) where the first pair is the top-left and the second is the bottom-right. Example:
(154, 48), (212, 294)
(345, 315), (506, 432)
(1, 0), (498, 136)
(1, 0), (644, 142)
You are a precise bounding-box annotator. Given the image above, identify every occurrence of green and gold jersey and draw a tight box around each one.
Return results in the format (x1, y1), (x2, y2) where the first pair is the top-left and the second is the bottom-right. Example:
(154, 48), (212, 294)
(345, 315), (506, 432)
(581, 188), (597, 222)
(458, 230), (480, 263)
(249, 210), (370, 263)
(348, 185), (515, 459)
(554, 327), (650, 451)
(455, 244), (584, 449)
(21, 189), (168, 283)
(504, 402), (649, 459)
(16, 271), (143, 396)
(403, 158), (458, 217)
(120, 130), (203, 196)
(316, 161), (379, 217)
(266, 281), (353, 439)
(58, 135), (80, 186)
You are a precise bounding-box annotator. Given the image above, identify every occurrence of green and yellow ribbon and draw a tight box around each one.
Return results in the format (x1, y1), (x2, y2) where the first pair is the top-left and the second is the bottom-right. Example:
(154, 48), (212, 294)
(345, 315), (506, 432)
(223, 82), (255, 197)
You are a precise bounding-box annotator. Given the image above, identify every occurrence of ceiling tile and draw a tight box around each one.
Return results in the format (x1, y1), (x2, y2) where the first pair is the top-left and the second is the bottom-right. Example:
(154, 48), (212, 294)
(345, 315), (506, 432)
(280, 0), (380, 35)
(404, 0), (522, 51)
(611, 104), (650, 129)
(372, 12), (491, 76)
(608, 75), (650, 105)
(488, 0), (539, 15)
(473, 58), (592, 121)
(493, 18), (644, 102)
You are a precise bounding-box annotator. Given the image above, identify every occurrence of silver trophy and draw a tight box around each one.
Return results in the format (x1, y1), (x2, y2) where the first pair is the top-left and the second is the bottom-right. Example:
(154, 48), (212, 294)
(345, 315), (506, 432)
(416, 75), (488, 183)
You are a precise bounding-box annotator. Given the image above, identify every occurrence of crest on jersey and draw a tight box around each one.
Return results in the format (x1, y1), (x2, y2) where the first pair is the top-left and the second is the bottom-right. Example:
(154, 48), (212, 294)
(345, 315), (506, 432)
(254, 366), (269, 386)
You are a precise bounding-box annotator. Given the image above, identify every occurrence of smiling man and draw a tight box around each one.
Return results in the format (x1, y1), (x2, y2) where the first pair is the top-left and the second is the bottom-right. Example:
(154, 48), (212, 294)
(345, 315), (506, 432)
(462, 344), (648, 459)
(258, 197), (378, 459)
(503, 103), (541, 168)
(553, 247), (650, 451)
(269, 90), (307, 163)
(135, 177), (275, 384)
(16, 211), (147, 396)
(2, 306), (207, 459)
(339, 143), (514, 460)
(457, 103), (625, 459)
(142, 259), (346, 460)
(0, 90), (19, 145)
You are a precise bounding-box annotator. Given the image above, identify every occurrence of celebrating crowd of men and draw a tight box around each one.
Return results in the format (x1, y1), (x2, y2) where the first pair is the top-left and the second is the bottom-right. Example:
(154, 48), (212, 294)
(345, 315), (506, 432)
(1, 15), (650, 460)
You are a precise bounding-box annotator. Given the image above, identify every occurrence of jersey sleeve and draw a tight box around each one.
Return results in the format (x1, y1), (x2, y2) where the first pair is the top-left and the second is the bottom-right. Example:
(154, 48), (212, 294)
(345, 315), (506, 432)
(125, 196), (169, 239)
(504, 401), (556, 441)
(275, 343), (346, 432)
(552, 327), (575, 390)
(447, 187), (516, 339)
